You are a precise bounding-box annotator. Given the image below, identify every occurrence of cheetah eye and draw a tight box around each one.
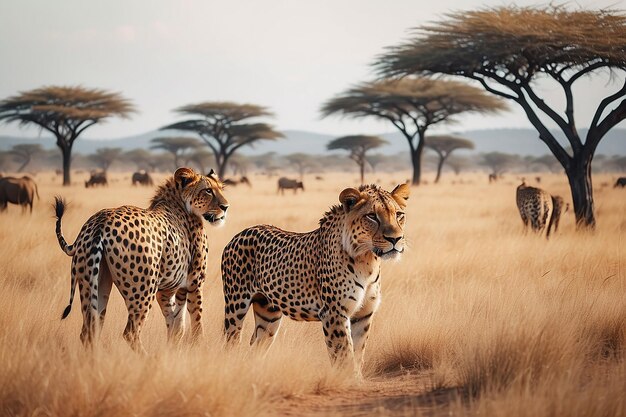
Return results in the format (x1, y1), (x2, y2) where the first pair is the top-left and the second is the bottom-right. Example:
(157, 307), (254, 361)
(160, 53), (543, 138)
(396, 211), (405, 220)
(365, 213), (379, 223)
(204, 188), (214, 196)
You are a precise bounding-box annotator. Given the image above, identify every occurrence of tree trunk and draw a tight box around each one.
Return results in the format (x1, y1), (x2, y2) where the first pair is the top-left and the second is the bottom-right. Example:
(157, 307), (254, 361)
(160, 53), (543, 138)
(359, 161), (365, 184)
(61, 146), (72, 186)
(217, 152), (228, 179)
(434, 156), (445, 183)
(409, 131), (426, 185)
(17, 156), (30, 173)
(565, 153), (595, 228)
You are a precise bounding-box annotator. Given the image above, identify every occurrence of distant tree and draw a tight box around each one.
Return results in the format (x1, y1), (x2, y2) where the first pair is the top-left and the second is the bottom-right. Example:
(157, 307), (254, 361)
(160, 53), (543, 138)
(285, 153), (315, 181)
(376, 5), (626, 227)
(160, 102), (283, 178)
(327, 135), (388, 184)
(0, 86), (134, 185)
(446, 155), (471, 175)
(533, 154), (562, 173)
(89, 147), (122, 173)
(229, 154), (251, 176)
(250, 152), (277, 171)
(607, 155), (626, 172)
(321, 78), (505, 185)
(480, 152), (519, 177)
(124, 148), (155, 171)
(150, 137), (201, 169)
(0, 150), (13, 171)
(9, 143), (43, 172)
(187, 149), (214, 174)
(424, 135), (474, 183)
(365, 153), (388, 173)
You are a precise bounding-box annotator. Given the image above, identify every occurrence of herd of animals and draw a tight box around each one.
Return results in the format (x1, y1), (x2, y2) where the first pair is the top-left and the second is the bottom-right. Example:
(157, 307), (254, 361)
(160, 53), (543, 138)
(0, 166), (624, 373)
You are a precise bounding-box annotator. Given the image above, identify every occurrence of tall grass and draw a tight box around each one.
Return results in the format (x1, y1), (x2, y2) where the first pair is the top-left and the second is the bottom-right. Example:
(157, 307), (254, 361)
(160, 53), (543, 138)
(0, 171), (623, 416)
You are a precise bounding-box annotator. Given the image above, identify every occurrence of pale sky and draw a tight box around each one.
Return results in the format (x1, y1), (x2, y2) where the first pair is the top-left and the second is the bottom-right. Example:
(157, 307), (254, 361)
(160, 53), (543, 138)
(1, 0), (625, 140)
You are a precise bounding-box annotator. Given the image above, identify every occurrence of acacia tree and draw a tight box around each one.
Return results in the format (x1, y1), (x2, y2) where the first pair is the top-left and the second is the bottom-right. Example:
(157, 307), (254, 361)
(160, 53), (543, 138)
(0, 86), (134, 185)
(327, 135), (388, 184)
(124, 148), (155, 171)
(365, 153), (388, 173)
(150, 137), (201, 169)
(285, 153), (315, 181)
(446, 155), (471, 175)
(89, 147), (122, 173)
(534, 154), (562, 173)
(424, 135), (474, 183)
(321, 78), (505, 185)
(480, 152), (519, 177)
(10, 144), (43, 172)
(160, 102), (283, 178)
(376, 5), (626, 227)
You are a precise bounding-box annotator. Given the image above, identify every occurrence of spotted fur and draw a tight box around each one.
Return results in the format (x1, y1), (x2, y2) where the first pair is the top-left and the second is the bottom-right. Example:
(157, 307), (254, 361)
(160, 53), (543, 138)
(221, 183), (410, 373)
(55, 167), (229, 352)
(516, 182), (566, 238)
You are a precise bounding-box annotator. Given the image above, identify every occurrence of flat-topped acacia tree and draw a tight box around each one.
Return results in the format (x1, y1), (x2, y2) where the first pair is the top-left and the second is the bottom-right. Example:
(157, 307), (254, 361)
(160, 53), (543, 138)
(424, 135), (474, 183)
(0, 86), (134, 185)
(89, 147), (123, 173)
(150, 137), (202, 170)
(10, 144), (43, 172)
(160, 102), (283, 178)
(376, 5), (626, 227)
(321, 78), (505, 185)
(327, 135), (388, 184)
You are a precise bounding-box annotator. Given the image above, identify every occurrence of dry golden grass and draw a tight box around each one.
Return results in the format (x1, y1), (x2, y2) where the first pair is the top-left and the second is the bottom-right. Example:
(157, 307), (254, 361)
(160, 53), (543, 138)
(0, 170), (624, 417)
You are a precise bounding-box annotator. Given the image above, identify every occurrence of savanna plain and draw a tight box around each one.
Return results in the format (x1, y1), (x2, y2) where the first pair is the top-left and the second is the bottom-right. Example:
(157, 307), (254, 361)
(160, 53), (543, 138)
(0, 170), (624, 417)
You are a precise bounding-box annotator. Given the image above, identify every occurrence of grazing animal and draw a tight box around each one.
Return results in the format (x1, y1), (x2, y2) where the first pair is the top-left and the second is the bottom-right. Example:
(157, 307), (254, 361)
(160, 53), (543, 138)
(535, 176), (541, 183)
(131, 170), (154, 186)
(223, 176), (251, 187)
(0, 176), (39, 213)
(488, 173), (498, 183)
(221, 183), (410, 374)
(516, 182), (565, 238)
(55, 168), (229, 352)
(614, 177), (626, 188)
(85, 171), (108, 188)
(277, 177), (304, 194)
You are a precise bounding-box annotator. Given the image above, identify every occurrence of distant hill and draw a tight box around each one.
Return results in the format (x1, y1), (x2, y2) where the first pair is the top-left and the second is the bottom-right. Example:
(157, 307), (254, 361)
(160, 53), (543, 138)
(1, 128), (624, 157)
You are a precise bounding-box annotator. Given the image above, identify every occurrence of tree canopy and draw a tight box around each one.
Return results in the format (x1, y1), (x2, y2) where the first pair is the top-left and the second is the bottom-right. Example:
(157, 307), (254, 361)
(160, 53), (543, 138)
(160, 102), (282, 177)
(9, 143), (43, 172)
(424, 135), (474, 183)
(0, 86), (135, 185)
(89, 147), (123, 172)
(327, 135), (388, 184)
(321, 77), (505, 184)
(150, 136), (201, 169)
(375, 5), (626, 226)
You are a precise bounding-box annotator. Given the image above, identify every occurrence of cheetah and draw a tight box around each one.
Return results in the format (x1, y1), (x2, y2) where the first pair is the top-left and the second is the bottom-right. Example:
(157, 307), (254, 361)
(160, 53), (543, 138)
(516, 181), (566, 238)
(221, 183), (410, 374)
(55, 167), (229, 352)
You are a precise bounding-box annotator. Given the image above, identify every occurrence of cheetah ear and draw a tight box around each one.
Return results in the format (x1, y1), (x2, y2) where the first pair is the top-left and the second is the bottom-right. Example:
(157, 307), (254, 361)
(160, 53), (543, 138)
(174, 167), (197, 189)
(207, 169), (216, 178)
(339, 187), (363, 212)
(391, 183), (410, 208)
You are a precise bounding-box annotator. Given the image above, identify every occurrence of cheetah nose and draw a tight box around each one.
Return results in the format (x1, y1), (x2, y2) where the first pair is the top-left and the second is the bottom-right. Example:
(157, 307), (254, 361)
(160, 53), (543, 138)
(384, 236), (402, 246)
(219, 204), (229, 212)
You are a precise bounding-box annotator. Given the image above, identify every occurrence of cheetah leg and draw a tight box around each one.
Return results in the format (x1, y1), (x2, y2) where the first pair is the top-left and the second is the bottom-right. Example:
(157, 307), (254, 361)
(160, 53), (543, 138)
(320, 308), (355, 371)
(223, 292), (252, 345)
(77, 242), (104, 347)
(122, 289), (156, 354)
(249, 294), (282, 348)
(351, 283), (381, 375)
(97, 259), (113, 328)
(186, 288), (203, 341)
(156, 289), (186, 343)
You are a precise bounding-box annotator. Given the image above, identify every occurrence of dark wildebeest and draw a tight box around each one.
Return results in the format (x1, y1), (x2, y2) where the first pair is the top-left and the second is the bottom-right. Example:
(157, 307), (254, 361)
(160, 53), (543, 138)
(85, 172), (108, 188)
(223, 176), (251, 187)
(0, 176), (39, 213)
(488, 173), (498, 183)
(614, 177), (626, 188)
(277, 177), (304, 194)
(131, 171), (153, 186)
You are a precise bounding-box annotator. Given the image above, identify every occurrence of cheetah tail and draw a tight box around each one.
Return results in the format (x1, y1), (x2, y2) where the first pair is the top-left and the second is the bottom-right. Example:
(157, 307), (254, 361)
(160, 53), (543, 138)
(54, 196), (76, 256)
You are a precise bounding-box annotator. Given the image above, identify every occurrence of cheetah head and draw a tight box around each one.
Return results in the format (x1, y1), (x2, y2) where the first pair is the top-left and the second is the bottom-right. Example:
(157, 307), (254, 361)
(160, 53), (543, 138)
(339, 183), (410, 260)
(175, 167), (229, 227)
